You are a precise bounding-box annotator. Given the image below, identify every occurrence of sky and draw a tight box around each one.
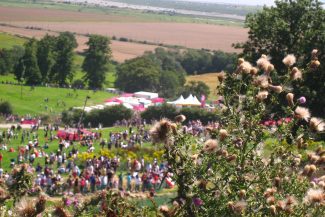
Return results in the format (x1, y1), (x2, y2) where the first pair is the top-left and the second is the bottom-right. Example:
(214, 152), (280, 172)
(178, 0), (325, 6)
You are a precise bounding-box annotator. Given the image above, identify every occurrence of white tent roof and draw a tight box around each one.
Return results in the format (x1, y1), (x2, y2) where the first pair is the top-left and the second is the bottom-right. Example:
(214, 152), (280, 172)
(183, 94), (201, 106)
(168, 94), (201, 106)
(167, 95), (185, 104)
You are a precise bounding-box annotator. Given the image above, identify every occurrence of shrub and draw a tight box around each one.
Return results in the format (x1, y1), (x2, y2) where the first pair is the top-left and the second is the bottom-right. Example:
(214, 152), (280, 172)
(0, 101), (13, 115)
(71, 79), (85, 89)
(141, 103), (219, 124)
(62, 105), (133, 127)
(151, 52), (325, 216)
(141, 103), (178, 122)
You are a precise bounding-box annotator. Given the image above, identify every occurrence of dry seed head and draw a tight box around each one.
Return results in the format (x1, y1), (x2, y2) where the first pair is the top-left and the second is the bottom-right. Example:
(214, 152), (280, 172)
(175, 114), (186, 123)
(219, 129), (228, 140)
(255, 75), (269, 88)
(257, 56), (271, 71)
(286, 93), (294, 107)
(232, 201), (247, 214)
(309, 164), (317, 174)
(203, 139), (219, 153)
(311, 49), (318, 56)
(238, 58), (245, 65)
(150, 119), (175, 144)
(221, 149), (228, 157)
(290, 67), (302, 80)
(304, 188), (324, 204)
(269, 205), (277, 214)
(310, 60), (320, 68)
(250, 67), (258, 75)
(267, 196), (275, 205)
(239, 61), (253, 74)
(256, 91), (269, 101)
(238, 190), (246, 199)
(283, 54), (296, 67)
(310, 117), (325, 132)
(294, 106), (311, 121)
(268, 85), (283, 93)
(217, 71), (227, 83)
(303, 165), (311, 175)
(266, 64), (275, 73)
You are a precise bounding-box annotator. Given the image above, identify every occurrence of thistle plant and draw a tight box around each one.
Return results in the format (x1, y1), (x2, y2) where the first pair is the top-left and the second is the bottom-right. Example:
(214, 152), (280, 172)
(152, 50), (324, 216)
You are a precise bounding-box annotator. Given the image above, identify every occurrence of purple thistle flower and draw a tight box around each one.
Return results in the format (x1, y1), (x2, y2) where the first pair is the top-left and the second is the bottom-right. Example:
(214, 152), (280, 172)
(297, 97), (306, 104)
(193, 197), (204, 207)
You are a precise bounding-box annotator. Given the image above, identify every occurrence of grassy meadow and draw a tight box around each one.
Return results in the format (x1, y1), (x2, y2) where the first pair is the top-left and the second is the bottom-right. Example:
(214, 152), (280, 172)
(0, 32), (26, 49)
(0, 84), (115, 115)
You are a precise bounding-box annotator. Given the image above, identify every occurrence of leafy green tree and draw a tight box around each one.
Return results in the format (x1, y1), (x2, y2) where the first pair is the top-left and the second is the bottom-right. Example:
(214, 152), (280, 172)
(159, 70), (182, 98)
(115, 56), (160, 92)
(14, 39), (42, 85)
(181, 81), (210, 100)
(180, 49), (212, 74)
(37, 34), (56, 83)
(51, 32), (77, 86)
(0, 46), (24, 75)
(235, 0), (325, 116)
(82, 35), (111, 89)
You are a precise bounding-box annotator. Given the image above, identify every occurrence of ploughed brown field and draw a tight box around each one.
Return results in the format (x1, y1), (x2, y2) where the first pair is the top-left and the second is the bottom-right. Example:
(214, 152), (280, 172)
(0, 6), (248, 61)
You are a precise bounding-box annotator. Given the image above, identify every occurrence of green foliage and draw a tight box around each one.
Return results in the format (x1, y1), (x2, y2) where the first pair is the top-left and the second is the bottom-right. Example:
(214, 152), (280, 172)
(50, 32), (77, 86)
(82, 35), (112, 89)
(71, 79), (85, 89)
(154, 54), (325, 216)
(181, 81), (210, 100)
(236, 0), (325, 116)
(180, 107), (219, 124)
(36, 34), (56, 83)
(7, 165), (34, 202)
(115, 56), (161, 92)
(180, 49), (236, 75)
(0, 101), (13, 115)
(14, 39), (42, 85)
(141, 103), (178, 121)
(0, 46), (24, 75)
(141, 103), (218, 124)
(63, 105), (133, 127)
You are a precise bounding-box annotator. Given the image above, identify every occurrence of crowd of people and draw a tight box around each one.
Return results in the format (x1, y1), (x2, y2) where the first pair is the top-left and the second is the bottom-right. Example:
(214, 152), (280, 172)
(0, 119), (219, 198)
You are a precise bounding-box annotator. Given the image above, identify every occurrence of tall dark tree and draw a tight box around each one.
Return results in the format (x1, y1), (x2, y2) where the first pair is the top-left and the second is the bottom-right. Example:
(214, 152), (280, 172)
(235, 0), (325, 116)
(0, 46), (24, 75)
(14, 39), (42, 85)
(82, 35), (111, 89)
(37, 34), (56, 83)
(51, 32), (77, 86)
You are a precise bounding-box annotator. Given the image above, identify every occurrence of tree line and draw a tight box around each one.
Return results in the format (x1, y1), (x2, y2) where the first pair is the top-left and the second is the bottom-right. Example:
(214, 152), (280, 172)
(1, 33), (111, 89)
(115, 47), (236, 99)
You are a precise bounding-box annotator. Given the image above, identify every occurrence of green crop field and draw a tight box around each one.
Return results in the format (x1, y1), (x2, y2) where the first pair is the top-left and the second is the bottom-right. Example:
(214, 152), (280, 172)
(0, 84), (115, 115)
(0, 32), (26, 49)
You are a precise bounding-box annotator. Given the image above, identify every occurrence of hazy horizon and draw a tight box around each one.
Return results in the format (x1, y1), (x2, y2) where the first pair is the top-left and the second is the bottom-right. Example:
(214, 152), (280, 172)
(177, 0), (325, 6)
(177, 0), (275, 6)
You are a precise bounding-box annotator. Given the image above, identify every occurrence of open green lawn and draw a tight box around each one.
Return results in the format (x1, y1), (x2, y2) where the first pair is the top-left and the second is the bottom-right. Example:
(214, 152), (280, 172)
(0, 84), (115, 115)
